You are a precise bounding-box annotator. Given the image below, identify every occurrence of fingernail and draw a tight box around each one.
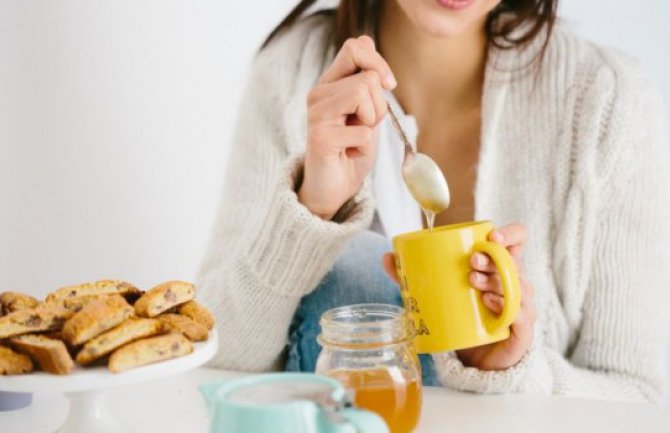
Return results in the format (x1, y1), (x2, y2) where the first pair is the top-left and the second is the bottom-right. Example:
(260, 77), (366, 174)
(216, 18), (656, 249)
(474, 253), (488, 267)
(491, 231), (504, 243)
(385, 72), (397, 89)
(472, 272), (487, 285)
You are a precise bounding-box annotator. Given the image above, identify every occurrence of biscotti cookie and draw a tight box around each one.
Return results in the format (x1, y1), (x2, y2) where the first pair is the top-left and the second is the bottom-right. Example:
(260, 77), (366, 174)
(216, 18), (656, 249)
(0, 306), (74, 339)
(178, 301), (215, 330)
(134, 281), (195, 318)
(10, 334), (74, 375)
(157, 314), (208, 342)
(45, 280), (141, 303)
(1, 292), (40, 315)
(108, 333), (193, 373)
(76, 318), (164, 365)
(45, 294), (114, 313)
(0, 345), (34, 375)
(62, 295), (134, 346)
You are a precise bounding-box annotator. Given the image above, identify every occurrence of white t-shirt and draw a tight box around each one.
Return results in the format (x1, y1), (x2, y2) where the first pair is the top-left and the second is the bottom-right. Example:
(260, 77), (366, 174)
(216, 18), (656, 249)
(371, 92), (423, 239)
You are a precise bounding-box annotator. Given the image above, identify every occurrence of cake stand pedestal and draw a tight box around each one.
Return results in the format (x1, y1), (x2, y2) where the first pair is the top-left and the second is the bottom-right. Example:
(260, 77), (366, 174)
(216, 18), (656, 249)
(0, 331), (218, 433)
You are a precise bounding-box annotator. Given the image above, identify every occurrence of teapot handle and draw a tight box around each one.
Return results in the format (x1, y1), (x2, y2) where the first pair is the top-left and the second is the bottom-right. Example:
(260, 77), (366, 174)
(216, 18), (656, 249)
(332, 408), (389, 433)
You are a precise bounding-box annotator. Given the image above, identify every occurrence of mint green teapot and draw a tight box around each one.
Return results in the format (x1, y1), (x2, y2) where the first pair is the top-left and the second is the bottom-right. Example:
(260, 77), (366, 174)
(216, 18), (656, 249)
(200, 373), (389, 433)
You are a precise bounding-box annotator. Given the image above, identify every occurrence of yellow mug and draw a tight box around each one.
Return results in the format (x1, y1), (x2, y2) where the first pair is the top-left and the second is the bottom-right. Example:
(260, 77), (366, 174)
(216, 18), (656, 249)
(392, 221), (521, 354)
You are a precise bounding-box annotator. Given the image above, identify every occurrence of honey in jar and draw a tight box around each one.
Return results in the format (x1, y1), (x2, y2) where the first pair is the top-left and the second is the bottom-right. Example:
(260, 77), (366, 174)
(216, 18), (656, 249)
(316, 304), (422, 433)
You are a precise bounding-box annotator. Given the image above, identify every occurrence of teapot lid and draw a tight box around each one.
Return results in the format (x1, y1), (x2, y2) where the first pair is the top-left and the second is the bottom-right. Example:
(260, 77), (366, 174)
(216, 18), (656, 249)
(202, 373), (351, 409)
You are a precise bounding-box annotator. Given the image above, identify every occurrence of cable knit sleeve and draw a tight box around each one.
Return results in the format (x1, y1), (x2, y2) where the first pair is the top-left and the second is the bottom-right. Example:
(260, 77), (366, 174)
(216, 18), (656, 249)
(197, 18), (375, 372)
(434, 54), (670, 402)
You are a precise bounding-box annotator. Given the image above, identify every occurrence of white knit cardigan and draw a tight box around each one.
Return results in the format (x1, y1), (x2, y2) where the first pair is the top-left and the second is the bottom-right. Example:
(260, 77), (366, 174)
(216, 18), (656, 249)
(198, 15), (670, 402)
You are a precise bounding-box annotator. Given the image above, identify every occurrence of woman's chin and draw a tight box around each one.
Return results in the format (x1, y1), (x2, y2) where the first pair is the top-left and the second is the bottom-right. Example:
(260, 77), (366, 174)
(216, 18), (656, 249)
(415, 14), (479, 38)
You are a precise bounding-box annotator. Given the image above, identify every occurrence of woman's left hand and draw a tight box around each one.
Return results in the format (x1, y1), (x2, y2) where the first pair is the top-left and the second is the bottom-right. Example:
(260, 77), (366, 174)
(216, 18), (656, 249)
(456, 223), (536, 370)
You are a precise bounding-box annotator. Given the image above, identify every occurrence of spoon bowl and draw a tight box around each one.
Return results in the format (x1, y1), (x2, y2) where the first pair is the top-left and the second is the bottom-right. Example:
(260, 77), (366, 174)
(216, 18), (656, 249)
(401, 152), (451, 213)
(386, 102), (451, 217)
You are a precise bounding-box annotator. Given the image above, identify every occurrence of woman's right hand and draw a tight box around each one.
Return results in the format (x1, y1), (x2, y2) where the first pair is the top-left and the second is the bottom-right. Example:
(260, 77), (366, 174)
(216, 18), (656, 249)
(298, 35), (397, 220)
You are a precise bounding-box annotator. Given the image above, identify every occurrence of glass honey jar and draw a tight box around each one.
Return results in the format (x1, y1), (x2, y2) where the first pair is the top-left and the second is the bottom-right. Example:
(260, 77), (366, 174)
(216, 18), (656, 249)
(315, 304), (422, 433)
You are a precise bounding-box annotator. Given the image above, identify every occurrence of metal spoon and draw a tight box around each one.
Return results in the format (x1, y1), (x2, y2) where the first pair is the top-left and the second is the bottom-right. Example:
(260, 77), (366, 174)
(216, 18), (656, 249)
(386, 102), (451, 225)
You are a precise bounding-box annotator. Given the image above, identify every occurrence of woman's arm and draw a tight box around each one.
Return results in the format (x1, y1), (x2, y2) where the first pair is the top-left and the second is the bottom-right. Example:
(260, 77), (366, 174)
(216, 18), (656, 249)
(198, 21), (395, 372)
(197, 39), (376, 372)
(434, 58), (670, 402)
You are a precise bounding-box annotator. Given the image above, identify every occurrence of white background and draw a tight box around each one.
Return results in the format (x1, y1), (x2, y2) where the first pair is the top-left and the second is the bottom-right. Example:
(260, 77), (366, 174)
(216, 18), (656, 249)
(1, 0), (669, 298)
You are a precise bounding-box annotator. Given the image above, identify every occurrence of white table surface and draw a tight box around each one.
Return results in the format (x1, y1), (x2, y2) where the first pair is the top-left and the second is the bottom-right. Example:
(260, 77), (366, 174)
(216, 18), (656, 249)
(1, 368), (668, 433)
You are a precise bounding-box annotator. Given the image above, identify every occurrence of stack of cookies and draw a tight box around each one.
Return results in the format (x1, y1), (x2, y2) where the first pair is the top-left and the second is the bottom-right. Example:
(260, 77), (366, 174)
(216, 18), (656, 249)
(0, 280), (215, 375)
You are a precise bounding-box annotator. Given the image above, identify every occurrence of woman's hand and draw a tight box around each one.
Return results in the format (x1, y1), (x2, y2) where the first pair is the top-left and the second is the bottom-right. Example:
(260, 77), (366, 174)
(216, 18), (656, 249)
(298, 36), (397, 220)
(382, 223), (536, 371)
(456, 223), (536, 370)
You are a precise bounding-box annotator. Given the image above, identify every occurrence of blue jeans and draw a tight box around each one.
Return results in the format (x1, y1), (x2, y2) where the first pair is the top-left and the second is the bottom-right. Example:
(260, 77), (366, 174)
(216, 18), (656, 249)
(285, 230), (439, 386)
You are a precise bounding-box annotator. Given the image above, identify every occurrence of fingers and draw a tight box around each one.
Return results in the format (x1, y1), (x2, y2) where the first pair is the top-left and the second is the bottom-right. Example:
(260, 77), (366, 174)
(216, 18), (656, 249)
(362, 71), (388, 125)
(469, 271), (502, 295)
(307, 125), (374, 157)
(382, 253), (399, 283)
(481, 287), (536, 325)
(471, 223), (535, 356)
(309, 71), (387, 127)
(470, 251), (525, 282)
(472, 268), (534, 296)
(474, 270), (536, 319)
(326, 81), (377, 126)
(470, 252), (497, 273)
(319, 36), (396, 89)
(482, 292), (504, 315)
(489, 223), (527, 249)
(309, 37), (391, 131)
(471, 223), (527, 276)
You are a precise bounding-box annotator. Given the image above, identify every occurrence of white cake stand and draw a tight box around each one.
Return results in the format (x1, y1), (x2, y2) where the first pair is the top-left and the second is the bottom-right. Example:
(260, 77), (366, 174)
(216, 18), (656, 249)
(0, 331), (218, 433)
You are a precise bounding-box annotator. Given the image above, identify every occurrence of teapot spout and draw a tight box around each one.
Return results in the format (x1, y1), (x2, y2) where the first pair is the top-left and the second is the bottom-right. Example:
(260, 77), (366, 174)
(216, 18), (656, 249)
(199, 382), (221, 413)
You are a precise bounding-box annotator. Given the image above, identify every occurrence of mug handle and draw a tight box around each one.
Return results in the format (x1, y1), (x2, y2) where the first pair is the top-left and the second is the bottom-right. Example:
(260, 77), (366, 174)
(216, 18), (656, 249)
(331, 408), (389, 433)
(472, 241), (522, 335)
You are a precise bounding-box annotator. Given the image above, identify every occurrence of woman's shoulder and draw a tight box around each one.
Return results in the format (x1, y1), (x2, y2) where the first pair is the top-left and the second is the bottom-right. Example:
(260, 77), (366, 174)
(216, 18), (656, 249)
(544, 25), (657, 104)
(262, 12), (334, 49)
(251, 13), (335, 96)
(542, 26), (667, 178)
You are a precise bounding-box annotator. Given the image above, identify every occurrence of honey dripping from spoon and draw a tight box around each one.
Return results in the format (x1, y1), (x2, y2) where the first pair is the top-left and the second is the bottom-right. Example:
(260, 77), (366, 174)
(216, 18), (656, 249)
(387, 103), (451, 231)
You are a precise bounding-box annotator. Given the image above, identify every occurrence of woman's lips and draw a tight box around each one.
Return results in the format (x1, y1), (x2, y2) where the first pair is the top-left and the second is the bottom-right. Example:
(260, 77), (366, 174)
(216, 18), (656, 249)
(436, 0), (475, 11)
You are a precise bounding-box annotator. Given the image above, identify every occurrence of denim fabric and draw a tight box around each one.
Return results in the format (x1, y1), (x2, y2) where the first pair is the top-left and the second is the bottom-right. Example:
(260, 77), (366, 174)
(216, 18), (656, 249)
(285, 230), (439, 386)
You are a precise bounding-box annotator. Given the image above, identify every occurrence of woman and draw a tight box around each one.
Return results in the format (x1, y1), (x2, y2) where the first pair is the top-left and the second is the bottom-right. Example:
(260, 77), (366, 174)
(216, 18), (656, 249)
(199, 0), (670, 402)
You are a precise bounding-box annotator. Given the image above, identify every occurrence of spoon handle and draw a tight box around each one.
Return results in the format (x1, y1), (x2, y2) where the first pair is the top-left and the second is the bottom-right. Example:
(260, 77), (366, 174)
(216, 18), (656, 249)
(386, 102), (415, 157)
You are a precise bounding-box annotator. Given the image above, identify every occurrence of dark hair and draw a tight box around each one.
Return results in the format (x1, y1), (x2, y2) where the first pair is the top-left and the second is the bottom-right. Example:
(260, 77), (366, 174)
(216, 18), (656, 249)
(263, 0), (558, 56)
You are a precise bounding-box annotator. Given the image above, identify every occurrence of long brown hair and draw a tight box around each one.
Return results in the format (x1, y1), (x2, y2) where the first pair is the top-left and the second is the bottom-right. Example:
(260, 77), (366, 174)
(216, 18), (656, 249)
(262, 0), (558, 55)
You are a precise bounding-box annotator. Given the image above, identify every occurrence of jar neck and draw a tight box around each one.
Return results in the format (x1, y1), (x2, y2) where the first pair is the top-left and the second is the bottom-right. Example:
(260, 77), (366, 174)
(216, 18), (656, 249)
(318, 304), (412, 349)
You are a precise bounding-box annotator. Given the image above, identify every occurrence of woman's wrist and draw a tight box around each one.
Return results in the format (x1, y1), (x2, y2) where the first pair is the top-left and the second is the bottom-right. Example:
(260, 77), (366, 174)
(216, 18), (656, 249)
(297, 186), (337, 221)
